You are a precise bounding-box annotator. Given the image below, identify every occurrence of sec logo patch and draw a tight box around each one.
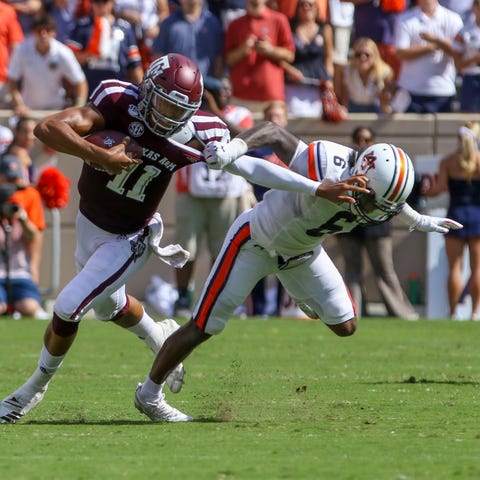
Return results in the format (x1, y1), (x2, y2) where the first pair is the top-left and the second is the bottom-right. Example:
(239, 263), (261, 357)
(128, 122), (144, 137)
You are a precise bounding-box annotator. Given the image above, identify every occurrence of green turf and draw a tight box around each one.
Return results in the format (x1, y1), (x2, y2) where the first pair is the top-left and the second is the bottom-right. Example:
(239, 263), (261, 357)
(0, 316), (479, 480)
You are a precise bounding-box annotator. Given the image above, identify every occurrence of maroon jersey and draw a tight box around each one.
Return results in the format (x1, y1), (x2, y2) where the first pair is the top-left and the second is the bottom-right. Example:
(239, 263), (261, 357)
(78, 79), (228, 234)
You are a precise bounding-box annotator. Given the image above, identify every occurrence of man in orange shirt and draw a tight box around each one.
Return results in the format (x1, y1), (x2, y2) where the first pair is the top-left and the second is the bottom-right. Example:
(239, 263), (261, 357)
(224, 0), (295, 108)
(0, 1), (24, 108)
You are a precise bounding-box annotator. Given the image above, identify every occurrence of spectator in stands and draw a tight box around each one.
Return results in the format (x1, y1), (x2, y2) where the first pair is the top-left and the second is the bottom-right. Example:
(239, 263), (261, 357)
(42, 0), (76, 44)
(207, 0), (246, 32)
(329, 0), (354, 96)
(224, 0), (295, 110)
(201, 76), (254, 136)
(451, 0), (480, 113)
(422, 121), (480, 321)
(172, 78), (253, 317)
(4, 116), (36, 185)
(114, 0), (168, 70)
(152, 0), (224, 81)
(274, 0), (328, 22)
(337, 125), (418, 320)
(338, 37), (395, 113)
(340, 0), (405, 79)
(7, 13), (88, 115)
(282, 0), (334, 117)
(0, 153), (47, 319)
(394, 0), (463, 114)
(72, 0), (91, 18)
(0, 1), (24, 109)
(66, 0), (143, 95)
(6, 0), (43, 35)
(439, 0), (474, 23)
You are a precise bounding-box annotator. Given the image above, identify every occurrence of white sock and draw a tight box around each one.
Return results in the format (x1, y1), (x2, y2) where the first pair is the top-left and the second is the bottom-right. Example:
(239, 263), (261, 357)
(21, 346), (65, 394)
(126, 310), (156, 339)
(140, 375), (164, 401)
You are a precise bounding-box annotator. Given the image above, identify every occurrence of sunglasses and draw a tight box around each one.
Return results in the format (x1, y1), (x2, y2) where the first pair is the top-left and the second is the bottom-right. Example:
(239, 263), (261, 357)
(354, 51), (372, 59)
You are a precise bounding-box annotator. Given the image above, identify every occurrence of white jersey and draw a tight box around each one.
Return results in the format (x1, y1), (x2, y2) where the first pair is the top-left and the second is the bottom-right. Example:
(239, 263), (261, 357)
(250, 140), (358, 256)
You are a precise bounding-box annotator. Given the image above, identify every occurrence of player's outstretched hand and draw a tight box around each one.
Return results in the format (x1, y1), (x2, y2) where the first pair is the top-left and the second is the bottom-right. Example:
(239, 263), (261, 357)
(315, 174), (370, 204)
(204, 138), (248, 170)
(412, 215), (463, 234)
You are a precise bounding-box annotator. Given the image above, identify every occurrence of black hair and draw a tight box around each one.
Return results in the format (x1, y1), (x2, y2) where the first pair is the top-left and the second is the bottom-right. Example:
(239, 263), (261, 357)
(351, 126), (375, 144)
(32, 12), (57, 31)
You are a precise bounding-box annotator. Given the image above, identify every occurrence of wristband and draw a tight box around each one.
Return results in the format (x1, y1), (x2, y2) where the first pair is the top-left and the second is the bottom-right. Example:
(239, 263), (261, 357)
(227, 138), (248, 159)
(311, 182), (321, 197)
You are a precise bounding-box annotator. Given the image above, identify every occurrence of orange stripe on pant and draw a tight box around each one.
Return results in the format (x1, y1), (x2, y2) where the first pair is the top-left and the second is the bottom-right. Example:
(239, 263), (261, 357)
(195, 222), (251, 331)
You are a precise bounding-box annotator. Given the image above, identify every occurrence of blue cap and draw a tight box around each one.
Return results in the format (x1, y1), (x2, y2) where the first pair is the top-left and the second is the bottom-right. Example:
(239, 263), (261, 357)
(0, 154), (22, 179)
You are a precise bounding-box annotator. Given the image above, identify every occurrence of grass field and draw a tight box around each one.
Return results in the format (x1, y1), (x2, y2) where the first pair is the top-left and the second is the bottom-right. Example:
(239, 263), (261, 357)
(0, 316), (479, 480)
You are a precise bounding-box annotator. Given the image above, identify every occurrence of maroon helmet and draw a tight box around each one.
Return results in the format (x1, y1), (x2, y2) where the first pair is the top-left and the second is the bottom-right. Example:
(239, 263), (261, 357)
(138, 53), (204, 137)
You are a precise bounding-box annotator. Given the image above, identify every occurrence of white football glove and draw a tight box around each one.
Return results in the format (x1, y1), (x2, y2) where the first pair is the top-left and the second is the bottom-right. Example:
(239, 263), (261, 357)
(204, 138), (248, 170)
(398, 203), (463, 233)
(410, 215), (463, 234)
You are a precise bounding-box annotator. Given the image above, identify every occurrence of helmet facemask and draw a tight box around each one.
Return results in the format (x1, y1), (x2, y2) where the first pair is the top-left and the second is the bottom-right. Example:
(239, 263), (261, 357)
(351, 188), (404, 225)
(139, 79), (199, 136)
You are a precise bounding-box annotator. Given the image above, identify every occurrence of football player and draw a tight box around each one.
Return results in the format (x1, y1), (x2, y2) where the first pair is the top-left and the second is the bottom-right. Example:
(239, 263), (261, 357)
(0, 54), (370, 424)
(133, 121), (463, 422)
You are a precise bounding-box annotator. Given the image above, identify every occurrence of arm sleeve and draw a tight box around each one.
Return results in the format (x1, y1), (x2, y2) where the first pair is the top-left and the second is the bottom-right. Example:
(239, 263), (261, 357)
(224, 154), (320, 196)
(397, 202), (421, 230)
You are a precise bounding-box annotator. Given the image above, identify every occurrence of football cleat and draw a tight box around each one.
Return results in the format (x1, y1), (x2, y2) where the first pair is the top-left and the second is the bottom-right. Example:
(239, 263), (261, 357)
(0, 388), (47, 424)
(144, 319), (185, 394)
(134, 383), (192, 422)
(166, 364), (184, 394)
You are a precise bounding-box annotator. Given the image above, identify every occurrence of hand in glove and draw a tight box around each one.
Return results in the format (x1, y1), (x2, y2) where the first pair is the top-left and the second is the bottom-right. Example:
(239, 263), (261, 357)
(204, 138), (248, 170)
(411, 215), (463, 234)
(398, 203), (463, 233)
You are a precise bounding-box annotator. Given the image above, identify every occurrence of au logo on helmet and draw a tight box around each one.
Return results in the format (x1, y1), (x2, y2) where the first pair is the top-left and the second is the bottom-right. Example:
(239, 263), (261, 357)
(360, 151), (376, 173)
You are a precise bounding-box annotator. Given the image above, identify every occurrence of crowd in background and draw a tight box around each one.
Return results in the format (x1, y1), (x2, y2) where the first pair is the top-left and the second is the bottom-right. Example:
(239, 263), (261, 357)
(1, 0), (479, 116)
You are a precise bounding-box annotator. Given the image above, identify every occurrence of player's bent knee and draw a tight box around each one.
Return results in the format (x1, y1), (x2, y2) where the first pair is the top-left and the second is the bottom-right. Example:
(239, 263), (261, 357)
(328, 317), (357, 337)
(52, 313), (79, 337)
(186, 319), (212, 342)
